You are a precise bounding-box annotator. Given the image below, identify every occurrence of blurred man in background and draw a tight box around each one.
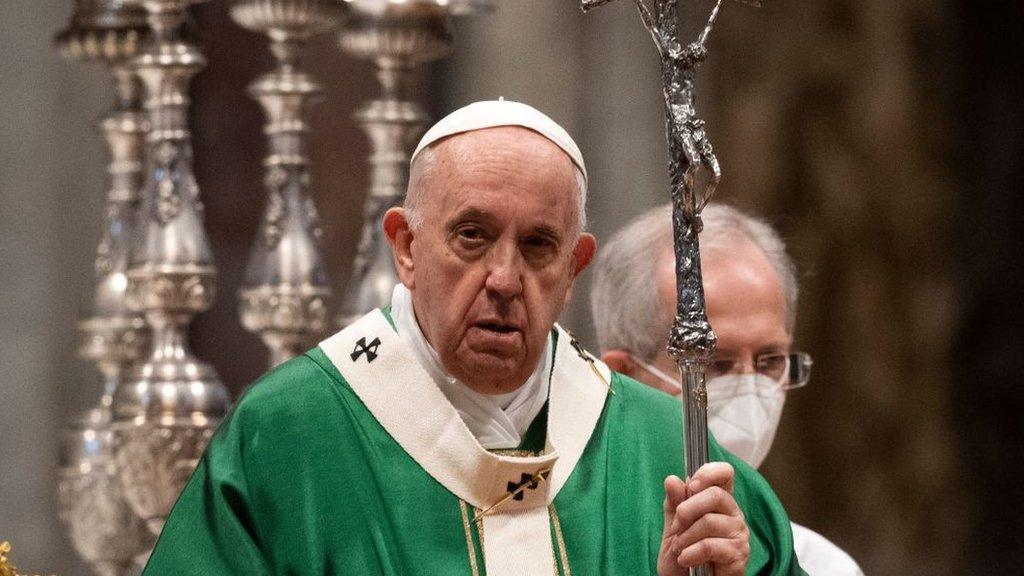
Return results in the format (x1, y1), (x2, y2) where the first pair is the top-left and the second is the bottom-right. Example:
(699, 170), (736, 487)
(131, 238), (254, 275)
(591, 203), (863, 575)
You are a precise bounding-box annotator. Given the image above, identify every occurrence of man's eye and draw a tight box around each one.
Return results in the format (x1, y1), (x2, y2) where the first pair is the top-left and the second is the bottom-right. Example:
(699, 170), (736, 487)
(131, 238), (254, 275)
(523, 236), (554, 249)
(520, 236), (559, 266)
(455, 226), (486, 245)
(707, 359), (736, 378)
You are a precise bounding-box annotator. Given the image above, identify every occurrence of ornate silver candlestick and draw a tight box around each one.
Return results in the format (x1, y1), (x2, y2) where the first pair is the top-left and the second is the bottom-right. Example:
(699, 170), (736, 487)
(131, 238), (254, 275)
(111, 0), (231, 536)
(230, 0), (344, 367)
(336, 0), (489, 327)
(60, 410), (152, 576)
(581, 2), (759, 574)
(55, 1), (154, 573)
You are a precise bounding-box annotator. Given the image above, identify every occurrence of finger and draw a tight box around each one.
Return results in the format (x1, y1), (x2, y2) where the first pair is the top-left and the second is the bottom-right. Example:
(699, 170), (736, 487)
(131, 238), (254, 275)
(662, 475), (687, 536)
(671, 512), (746, 555)
(687, 461), (735, 495)
(676, 536), (750, 570)
(671, 486), (742, 532)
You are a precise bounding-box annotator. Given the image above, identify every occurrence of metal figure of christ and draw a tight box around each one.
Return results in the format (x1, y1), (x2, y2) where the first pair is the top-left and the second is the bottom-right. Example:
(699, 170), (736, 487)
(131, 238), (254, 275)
(580, 0), (762, 484)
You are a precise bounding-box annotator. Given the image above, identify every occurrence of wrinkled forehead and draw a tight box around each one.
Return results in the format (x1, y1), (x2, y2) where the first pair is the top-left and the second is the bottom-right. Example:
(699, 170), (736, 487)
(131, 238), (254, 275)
(418, 128), (580, 227)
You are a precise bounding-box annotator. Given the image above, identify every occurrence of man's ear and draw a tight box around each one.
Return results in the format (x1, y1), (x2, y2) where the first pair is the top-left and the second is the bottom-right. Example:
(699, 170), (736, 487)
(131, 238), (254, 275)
(572, 233), (597, 278)
(383, 207), (415, 289)
(601, 349), (639, 379)
(563, 233), (597, 305)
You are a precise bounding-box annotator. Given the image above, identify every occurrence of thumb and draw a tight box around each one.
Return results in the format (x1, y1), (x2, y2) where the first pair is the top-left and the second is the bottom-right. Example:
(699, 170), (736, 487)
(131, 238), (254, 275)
(662, 475), (687, 535)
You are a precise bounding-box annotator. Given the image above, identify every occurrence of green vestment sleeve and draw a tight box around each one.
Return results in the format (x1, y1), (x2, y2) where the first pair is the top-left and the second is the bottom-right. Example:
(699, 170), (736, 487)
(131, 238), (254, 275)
(138, 362), (284, 576)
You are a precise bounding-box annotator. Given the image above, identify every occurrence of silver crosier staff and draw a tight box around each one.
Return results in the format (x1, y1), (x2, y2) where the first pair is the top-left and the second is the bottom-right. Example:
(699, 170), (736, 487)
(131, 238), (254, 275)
(580, 1), (761, 575)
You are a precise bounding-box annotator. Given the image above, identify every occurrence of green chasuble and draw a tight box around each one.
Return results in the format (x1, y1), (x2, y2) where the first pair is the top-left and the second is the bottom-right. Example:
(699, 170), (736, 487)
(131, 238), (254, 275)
(143, 309), (804, 576)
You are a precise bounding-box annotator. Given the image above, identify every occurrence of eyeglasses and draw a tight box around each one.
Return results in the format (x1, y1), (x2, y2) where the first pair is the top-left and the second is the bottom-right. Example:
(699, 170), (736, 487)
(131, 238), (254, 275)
(706, 352), (813, 390)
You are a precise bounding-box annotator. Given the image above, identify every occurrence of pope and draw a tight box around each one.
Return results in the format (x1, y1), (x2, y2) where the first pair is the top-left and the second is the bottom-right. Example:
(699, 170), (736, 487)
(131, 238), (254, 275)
(141, 100), (805, 576)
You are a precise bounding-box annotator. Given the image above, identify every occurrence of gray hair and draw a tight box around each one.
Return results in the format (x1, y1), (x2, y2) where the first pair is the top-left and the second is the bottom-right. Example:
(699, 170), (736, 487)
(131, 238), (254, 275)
(590, 202), (799, 360)
(404, 140), (588, 236)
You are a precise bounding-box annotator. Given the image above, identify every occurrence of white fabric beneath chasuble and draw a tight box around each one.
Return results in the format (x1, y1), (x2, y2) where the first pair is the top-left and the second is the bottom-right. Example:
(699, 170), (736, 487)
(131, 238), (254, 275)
(318, 309), (611, 576)
(389, 283), (552, 450)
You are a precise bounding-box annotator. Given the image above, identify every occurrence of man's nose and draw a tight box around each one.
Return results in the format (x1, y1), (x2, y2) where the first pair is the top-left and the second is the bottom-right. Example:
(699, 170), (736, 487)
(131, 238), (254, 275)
(737, 355), (757, 375)
(484, 242), (523, 298)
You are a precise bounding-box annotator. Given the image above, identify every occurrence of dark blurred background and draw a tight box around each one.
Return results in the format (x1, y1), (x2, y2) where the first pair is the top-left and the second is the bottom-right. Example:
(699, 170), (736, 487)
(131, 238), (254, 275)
(1, 1), (1022, 574)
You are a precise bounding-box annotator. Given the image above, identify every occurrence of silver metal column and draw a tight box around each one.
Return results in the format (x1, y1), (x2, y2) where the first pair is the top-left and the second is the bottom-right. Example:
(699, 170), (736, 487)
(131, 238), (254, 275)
(231, 0), (345, 367)
(111, 0), (231, 537)
(55, 1), (154, 573)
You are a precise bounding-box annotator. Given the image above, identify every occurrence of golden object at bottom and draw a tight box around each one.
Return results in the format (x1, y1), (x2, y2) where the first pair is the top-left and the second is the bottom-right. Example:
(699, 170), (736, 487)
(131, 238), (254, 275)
(0, 542), (18, 576)
(0, 542), (55, 576)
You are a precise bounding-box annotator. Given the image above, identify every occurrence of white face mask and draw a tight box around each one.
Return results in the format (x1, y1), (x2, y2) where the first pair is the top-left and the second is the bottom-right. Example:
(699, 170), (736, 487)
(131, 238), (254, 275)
(633, 357), (785, 469)
(705, 373), (785, 469)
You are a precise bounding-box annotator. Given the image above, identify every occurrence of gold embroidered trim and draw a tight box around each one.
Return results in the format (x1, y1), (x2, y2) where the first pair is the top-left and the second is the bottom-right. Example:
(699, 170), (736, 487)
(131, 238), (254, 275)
(550, 503), (572, 576)
(478, 510), (486, 560)
(459, 500), (481, 576)
(491, 449), (541, 458)
(587, 362), (615, 396)
(462, 498), (570, 575)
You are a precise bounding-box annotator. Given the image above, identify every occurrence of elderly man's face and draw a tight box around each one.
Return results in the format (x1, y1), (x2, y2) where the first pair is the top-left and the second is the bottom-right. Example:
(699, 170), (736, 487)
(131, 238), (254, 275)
(642, 234), (791, 394)
(384, 127), (596, 394)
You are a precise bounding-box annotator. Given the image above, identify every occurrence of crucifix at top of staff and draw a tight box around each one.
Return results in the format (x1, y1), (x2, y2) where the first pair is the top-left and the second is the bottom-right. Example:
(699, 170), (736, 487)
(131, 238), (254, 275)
(579, 1), (762, 572)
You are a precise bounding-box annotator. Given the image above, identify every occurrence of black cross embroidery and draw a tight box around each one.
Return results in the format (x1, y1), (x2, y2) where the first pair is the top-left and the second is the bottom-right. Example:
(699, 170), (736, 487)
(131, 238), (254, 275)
(506, 473), (541, 501)
(351, 337), (381, 363)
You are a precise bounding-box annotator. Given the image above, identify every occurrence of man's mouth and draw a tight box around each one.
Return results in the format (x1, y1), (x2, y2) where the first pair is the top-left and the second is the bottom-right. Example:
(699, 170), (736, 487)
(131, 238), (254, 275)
(465, 320), (524, 356)
(476, 322), (519, 335)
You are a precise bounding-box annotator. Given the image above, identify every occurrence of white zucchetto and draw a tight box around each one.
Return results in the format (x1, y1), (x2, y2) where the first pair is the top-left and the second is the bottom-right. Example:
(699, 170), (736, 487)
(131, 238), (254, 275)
(411, 98), (588, 182)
